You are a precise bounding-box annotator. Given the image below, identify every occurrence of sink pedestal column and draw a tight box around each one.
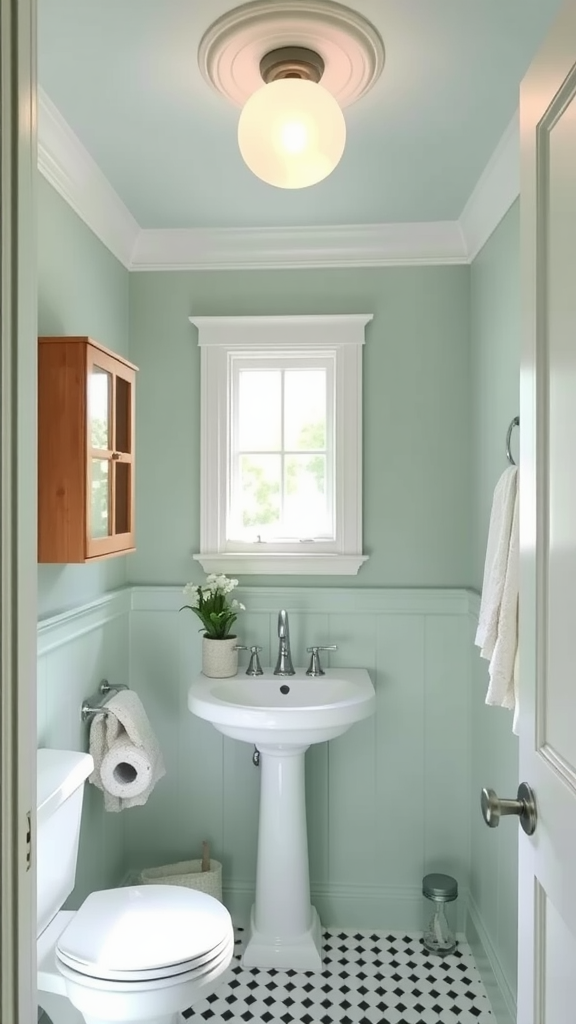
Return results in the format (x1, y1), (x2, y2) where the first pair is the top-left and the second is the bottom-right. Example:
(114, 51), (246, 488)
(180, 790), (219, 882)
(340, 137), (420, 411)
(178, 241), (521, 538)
(242, 745), (322, 971)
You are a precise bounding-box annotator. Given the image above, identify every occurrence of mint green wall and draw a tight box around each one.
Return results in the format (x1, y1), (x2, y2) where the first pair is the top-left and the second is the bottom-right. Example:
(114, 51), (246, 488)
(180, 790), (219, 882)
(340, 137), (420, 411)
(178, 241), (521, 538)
(37, 176), (130, 617)
(471, 203), (521, 589)
(128, 267), (470, 588)
(469, 201), (520, 1007)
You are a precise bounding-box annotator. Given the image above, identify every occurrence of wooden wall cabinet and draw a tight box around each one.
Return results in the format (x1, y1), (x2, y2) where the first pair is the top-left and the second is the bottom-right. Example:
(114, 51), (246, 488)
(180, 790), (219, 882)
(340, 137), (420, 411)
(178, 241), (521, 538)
(38, 336), (138, 563)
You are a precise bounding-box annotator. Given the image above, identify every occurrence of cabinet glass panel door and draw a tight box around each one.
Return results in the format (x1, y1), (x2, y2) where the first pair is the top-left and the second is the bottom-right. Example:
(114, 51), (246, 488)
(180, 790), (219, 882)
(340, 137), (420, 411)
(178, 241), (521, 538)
(115, 462), (131, 535)
(114, 370), (133, 539)
(86, 344), (136, 558)
(89, 365), (112, 450)
(115, 375), (132, 455)
(91, 459), (110, 539)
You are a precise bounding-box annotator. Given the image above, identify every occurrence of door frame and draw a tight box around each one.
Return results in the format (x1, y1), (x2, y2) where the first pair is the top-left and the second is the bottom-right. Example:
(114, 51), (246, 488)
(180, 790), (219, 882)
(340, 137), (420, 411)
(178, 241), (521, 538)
(0, 1), (38, 1021)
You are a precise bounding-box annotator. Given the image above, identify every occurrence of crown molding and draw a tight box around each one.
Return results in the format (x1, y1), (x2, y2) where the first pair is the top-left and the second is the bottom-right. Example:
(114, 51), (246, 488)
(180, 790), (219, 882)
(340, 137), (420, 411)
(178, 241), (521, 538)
(459, 113), (519, 262)
(130, 221), (467, 270)
(37, 89), (518, 270)
(37, 88), (139, 269)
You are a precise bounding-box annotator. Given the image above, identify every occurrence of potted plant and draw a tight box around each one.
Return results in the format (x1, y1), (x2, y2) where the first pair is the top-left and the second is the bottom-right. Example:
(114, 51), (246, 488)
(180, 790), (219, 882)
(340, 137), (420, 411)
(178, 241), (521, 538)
(181, 574), (245, 678)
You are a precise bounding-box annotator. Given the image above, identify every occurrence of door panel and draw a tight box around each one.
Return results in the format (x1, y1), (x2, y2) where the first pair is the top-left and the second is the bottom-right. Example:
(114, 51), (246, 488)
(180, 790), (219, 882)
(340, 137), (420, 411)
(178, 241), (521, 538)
(544, 80), (576, 764)
(543, 895), (576, 1019)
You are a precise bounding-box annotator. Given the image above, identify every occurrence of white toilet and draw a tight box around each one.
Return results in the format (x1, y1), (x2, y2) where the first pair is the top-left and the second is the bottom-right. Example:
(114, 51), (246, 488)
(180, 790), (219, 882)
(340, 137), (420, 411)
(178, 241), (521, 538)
(37, 749), (234, 1024)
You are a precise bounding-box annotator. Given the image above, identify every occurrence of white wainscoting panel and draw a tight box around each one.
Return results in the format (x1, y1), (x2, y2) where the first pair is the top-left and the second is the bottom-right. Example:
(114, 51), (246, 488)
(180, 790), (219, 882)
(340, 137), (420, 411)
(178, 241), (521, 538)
(127, 586), (472, 931)
(37, 589), (131, 904)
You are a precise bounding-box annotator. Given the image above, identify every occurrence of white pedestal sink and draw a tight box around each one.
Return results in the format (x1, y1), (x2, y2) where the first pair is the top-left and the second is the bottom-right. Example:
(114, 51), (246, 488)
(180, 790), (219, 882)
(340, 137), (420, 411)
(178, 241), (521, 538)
(188, 669), (375, 971)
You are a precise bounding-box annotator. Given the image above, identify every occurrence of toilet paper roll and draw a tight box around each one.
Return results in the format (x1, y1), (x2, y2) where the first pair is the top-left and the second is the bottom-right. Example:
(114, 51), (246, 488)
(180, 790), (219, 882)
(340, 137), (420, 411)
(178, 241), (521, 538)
(100, 738), (156, 799)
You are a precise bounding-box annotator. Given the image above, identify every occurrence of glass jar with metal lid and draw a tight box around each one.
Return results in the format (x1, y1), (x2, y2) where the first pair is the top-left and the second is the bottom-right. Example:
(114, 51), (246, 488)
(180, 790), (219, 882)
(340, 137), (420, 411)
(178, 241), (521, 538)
(422, 873), (458, 956)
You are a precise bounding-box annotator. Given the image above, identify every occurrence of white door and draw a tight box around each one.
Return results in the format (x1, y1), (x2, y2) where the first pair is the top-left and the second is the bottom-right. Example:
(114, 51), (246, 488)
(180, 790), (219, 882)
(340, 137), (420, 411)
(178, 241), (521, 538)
(0, 1), (38, 1022)
(518, 2), (576, 1019)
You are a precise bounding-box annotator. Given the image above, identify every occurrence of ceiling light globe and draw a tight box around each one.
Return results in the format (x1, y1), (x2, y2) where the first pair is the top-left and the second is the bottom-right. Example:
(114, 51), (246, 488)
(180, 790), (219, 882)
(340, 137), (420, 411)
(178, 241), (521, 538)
(238, 78), (346, 189)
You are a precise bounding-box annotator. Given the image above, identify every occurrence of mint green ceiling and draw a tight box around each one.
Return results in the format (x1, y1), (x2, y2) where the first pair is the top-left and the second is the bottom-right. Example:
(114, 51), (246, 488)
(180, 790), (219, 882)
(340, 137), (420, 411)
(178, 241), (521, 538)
(38, 0), (561, 230)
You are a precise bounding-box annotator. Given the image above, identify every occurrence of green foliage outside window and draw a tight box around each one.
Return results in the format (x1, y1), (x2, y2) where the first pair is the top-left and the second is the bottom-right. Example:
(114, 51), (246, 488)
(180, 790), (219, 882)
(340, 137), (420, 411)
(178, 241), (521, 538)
(241, 420), (326, 529)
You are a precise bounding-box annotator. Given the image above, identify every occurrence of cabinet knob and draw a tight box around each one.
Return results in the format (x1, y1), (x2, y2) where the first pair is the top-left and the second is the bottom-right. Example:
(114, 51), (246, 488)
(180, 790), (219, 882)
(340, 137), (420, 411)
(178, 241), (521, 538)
(111, 452), (121, 460)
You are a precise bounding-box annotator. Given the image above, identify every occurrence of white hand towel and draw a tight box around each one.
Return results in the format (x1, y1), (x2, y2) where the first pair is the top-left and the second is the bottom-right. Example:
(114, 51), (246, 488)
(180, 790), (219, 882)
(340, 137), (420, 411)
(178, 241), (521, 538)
(512, 648), (520, 736)
(89, 690), (166, 812)
(475, 466), (518, 660)
(485, 484), (519, 715)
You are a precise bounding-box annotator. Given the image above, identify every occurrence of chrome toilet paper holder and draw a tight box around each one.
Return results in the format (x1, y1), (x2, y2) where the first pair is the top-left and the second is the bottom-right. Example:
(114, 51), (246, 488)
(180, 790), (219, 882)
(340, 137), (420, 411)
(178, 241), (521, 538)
(81, 680), (128, 722)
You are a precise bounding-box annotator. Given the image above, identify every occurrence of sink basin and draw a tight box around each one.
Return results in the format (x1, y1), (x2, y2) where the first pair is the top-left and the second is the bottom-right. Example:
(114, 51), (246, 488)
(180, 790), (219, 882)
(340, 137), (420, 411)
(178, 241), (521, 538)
(188, 665), (376, 972)
(188, 668), (375, 747)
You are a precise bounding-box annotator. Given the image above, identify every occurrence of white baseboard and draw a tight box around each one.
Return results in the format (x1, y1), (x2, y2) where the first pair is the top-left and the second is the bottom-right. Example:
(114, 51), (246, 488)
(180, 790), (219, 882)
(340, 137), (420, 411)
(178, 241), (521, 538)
(311, 882), (424, 931)
(222, 881), (468, 934)
(123, 868), (429, 932)
(467, 895), (516, 1024)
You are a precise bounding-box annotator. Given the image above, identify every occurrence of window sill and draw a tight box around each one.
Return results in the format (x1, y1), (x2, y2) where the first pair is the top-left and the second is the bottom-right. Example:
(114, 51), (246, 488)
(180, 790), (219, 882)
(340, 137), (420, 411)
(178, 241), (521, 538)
(193, 552), (369, 576)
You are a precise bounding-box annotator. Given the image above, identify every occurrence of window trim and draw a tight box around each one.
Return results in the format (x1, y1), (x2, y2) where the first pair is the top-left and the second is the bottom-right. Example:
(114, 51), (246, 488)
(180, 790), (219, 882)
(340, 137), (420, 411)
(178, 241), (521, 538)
(190, 314), (372, 575)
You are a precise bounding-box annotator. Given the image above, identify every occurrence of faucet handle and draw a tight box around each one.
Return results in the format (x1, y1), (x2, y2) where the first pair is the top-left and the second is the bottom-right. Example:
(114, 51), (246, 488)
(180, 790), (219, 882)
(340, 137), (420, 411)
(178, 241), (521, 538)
(235, 645), (264, 676)
(246, 645), (263, 676)
(305, 645), (338, 677)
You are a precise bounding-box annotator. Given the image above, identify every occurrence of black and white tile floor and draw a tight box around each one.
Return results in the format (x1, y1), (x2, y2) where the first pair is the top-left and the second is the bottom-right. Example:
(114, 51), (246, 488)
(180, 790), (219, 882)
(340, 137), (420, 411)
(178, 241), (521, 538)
(183, 926), (495, 1024)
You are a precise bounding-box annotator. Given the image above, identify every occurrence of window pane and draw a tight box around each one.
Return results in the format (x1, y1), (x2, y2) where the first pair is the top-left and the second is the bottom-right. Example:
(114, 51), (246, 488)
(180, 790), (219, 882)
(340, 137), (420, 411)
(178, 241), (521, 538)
(284, 454), (330, 537)
(238, 370), (281, 451)
(238, 454), (281, 535)
(89, 366), (111, 450)
(91, 459), (110, 539)
(284, 370), (326, 451)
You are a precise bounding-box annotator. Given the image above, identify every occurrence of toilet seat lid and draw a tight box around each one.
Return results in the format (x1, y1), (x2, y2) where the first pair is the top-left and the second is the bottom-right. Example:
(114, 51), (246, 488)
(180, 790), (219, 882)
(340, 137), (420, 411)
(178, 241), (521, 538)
(56, 885), (232, 977)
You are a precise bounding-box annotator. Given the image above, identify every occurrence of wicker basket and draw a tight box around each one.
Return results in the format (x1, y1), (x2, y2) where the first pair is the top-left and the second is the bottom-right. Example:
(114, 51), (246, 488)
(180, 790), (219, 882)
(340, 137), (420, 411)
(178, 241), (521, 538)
(139, 857), (223, 902)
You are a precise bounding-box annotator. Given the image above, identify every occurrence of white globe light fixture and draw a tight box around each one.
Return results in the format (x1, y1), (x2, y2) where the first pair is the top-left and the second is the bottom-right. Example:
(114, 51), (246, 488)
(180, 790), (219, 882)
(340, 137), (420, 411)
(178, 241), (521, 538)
(237, 47), (346, 189)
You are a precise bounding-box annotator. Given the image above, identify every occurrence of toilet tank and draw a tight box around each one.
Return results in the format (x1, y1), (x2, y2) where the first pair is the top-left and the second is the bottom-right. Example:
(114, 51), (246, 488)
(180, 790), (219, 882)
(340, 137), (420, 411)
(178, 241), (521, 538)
(37, 748), (94, 937)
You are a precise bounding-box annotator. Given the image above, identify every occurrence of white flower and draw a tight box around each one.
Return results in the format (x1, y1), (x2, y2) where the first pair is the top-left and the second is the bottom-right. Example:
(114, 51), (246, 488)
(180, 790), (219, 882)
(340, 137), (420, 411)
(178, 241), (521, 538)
(231, 600), (246, 611)
(182, 583), (200, 608)
(183, 582), (200, 606)
(204, 573), (239, 595)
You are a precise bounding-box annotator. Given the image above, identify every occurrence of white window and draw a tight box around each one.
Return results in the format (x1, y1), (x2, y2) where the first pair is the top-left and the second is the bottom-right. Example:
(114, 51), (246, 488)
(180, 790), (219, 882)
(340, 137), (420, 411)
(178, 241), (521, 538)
(190, 314), (372, 575)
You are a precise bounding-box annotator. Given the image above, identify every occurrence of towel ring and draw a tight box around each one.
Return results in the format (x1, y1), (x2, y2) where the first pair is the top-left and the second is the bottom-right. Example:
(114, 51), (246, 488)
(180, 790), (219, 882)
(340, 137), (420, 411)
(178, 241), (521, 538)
(81, 680), (128, 722)
(506, 415), (519, 466)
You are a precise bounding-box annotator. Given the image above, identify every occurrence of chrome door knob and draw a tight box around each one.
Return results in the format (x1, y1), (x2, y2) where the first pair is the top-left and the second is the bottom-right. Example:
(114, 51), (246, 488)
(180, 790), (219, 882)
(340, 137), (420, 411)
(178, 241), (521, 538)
(481, 782), (537, 836)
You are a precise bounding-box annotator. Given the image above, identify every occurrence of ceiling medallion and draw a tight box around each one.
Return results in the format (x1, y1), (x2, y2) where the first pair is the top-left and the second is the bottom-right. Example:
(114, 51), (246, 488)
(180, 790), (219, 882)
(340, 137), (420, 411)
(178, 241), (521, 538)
(198, 1), (384, 189)
(198, 0), (385, 109)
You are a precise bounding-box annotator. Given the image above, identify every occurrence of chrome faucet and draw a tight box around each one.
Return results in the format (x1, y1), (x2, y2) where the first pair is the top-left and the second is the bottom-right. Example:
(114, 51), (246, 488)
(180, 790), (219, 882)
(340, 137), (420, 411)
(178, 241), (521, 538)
(274, 609), (295, 676)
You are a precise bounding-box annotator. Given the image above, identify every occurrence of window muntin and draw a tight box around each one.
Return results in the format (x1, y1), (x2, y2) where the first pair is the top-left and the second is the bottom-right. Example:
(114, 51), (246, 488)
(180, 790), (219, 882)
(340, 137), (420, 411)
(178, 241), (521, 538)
(228, 356), (334, 547)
